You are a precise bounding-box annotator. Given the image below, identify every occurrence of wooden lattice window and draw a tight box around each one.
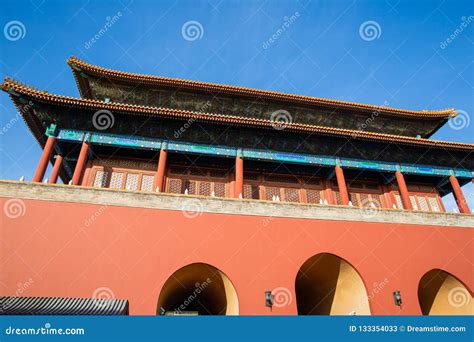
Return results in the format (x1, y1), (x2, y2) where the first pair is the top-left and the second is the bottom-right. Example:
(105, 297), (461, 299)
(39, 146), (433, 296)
(410, 194), (444, 212)
(427, 196), (441, 212)
(165, 165), (230, 197)
(110, 172), (124, 189)
(347, 182), (385, 208)
(89, 162), (156, 193)
(397, 183), (445, 213)
(93, 170), (109, 187)
(409, 195), (419, 210)
(141, 175), (155, 192)
(349, 193), (360, 207)
(393, 192), (404, 209)
(418, 196), (429, 211)
(214, 182), (226, 197)
(306, 189), (323, 204)
(265, 187), (280, 201)
(168, 178), (184, 194)
(125, 173), (140, 191)
(283, 188), (300, 202)
(199, 181), (212, 196)
(185, 180), (197, 195)
(243, 184), (259, 199)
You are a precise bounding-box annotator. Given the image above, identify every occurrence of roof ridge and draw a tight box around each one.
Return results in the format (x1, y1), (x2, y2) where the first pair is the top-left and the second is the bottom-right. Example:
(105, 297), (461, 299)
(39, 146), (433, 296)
(67, 55), (456, 118)
(2, 77), (473, 150)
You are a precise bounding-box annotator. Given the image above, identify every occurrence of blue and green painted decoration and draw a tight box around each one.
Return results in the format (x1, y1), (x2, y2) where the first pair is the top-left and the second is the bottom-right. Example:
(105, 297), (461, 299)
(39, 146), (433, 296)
(53, 127), (473, 179)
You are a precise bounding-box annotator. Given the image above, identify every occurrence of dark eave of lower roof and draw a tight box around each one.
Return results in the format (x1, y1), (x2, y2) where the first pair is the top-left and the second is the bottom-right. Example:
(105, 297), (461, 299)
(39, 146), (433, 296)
(9, 94), (71, 184)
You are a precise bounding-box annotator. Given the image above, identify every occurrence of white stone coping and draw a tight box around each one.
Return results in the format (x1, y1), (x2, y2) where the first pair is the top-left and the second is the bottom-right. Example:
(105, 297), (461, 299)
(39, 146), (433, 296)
(0, 180), (472, 228)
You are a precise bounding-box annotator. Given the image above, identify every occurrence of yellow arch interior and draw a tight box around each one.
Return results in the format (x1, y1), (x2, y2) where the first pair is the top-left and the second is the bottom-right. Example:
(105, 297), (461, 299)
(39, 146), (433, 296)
(295, 253), (371, 315)
(157, 263), (239, 315)
(419, 269), (473, 315)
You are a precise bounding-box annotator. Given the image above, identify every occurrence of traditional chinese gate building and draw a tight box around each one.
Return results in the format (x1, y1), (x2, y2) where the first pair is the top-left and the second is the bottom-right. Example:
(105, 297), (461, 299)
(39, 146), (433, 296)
(0, 57), (472, 315)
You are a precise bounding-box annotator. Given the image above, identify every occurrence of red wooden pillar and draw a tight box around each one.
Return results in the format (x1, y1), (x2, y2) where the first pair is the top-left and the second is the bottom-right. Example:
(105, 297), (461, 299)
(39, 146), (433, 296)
(154, 148), (168, 192)
(72, 141), (90, 185)
(235, 154), (244, 198)
(335, 165), (349, 205)
(449, 176), (470, 214)
(32, 136), (56, 182)
(48, 154), (63, 184)
(395, 170), (412, 210)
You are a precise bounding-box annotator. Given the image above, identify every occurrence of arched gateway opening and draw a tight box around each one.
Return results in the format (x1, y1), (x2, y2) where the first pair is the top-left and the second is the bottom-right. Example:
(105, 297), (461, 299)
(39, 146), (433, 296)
(157, 263), (239, 315)
(295, 253), (371, 315)
(418, 269), (473, 315)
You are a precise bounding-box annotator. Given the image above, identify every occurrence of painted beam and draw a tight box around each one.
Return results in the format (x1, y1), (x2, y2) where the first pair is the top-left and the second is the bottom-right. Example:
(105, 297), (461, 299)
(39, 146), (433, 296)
(53, 128), (474, 179)
(167, 141), (236, 157)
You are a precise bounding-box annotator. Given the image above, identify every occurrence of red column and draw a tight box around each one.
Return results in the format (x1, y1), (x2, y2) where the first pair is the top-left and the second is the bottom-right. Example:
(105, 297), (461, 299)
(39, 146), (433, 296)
(48, 154), (63, 184)
(32, 136), (56, 182)
(72, 141), (90, 185)
(335, 165), (349, 205)
(449, 176), (470, 214)
(395, 171), (412, 210)
(154, 148), (168, 192)
(235, 155), (244, 198)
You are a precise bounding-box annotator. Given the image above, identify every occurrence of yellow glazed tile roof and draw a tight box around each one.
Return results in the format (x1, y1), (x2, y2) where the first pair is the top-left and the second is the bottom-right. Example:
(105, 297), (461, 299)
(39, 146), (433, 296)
(1, 77), (472, 151)
(67, 56), (455, 119)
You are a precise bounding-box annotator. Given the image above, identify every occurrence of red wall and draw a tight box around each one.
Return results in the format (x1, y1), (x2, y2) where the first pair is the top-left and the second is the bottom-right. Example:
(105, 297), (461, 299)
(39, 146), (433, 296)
(0, 197), (472, 315)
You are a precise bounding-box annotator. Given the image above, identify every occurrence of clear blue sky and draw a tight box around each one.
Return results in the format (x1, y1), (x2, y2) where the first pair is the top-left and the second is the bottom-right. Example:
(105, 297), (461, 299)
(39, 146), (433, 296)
(0, 0), (472, 210)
